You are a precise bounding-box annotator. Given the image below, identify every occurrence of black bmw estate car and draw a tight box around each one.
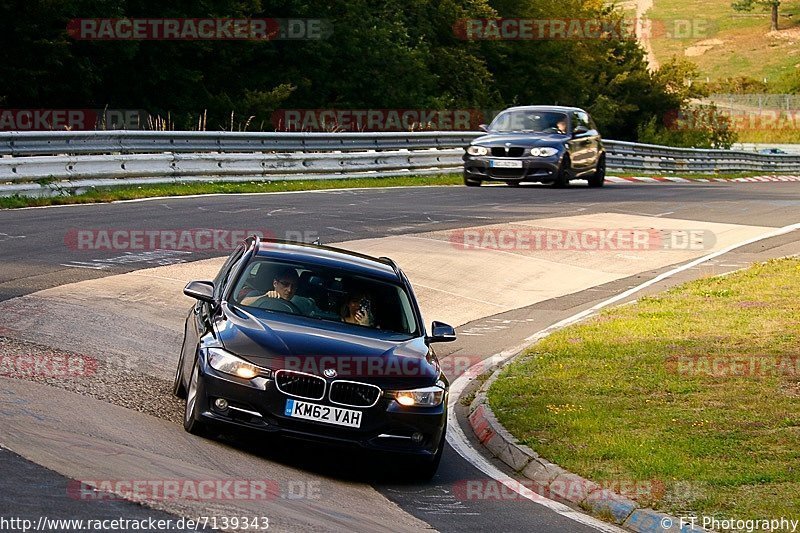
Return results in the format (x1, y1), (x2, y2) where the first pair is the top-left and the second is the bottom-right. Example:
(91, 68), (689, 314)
(463, 105), (606, 188)
(174, 236), (456, 479)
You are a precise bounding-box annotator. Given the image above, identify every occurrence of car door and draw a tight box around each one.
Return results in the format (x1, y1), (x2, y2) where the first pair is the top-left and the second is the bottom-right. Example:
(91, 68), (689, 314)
(569, 111), (594, 172)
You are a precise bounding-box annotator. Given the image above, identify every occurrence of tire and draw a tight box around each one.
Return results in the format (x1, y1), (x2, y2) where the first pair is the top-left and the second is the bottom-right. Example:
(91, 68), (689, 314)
(505, 181), (521, 187)
(183, 361), (209, 436)
(172, 352), (187, 399)
(552, 156), (570, 188)
(588, 154), (606, 188)
(464, 176), (481, 187)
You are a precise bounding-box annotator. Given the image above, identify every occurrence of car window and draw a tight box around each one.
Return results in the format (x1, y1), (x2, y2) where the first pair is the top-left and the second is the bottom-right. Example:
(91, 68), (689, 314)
(231, 259), (419, 337)
(490, 110), (569, 133)
(213, 244), (245, 299)
(575, 111), (591, 131)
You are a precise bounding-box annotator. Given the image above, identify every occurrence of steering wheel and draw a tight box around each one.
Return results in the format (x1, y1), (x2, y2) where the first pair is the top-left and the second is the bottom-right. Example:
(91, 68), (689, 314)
(254, 296), (302, 315)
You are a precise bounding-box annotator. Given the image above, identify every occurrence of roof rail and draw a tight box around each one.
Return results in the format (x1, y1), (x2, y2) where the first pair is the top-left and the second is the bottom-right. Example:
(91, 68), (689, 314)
(379, 256), (402, 279)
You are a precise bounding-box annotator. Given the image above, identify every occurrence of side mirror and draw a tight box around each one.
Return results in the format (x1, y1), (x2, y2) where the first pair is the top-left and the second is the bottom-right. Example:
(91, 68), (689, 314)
(573, 125), (589, 136)
(479, 124), (490, 133)
(427, 321), (456, 343)
(184, 280), (215, 303)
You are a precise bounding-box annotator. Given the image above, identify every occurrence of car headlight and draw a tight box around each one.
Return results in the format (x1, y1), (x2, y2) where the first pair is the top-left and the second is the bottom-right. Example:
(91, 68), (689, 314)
(206, 347), (270, 379)
(467, 145), (489, 156)
(389, 381), (446, 407)
(530, 147), (558, 157)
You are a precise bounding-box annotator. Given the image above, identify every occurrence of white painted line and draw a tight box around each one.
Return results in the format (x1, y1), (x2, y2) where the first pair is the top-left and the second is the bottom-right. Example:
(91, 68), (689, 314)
(60, 262), (111, 270)
(604, 176), (629, 183)
(664, 177), (690, 182)
(447, 220), (800, 532)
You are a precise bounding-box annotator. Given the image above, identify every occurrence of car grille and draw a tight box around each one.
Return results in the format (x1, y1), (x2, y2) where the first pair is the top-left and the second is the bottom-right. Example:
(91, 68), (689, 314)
(491, 147), (525, 157)
(274, 370), (326, 401)
(489, 168), (526, 178)
(329, 381), (382, 408)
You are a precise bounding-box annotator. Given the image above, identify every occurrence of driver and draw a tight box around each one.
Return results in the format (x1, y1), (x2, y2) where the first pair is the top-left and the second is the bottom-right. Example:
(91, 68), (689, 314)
(555, 116), (568, 134)
(241, 267), (321, 316)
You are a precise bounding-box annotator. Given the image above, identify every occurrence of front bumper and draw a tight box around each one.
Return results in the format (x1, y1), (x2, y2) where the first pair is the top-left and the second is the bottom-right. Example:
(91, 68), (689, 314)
(463, 156), (560, 182)
(191, 360), (447, 457)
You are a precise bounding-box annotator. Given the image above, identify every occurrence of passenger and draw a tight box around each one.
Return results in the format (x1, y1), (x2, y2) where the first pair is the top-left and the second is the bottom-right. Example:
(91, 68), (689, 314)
(341, 291), (375, 327)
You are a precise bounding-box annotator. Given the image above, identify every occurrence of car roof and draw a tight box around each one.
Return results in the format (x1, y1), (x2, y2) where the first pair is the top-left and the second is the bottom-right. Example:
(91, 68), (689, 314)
(500, 105), (588, 114)
(251, 239), (401, 282)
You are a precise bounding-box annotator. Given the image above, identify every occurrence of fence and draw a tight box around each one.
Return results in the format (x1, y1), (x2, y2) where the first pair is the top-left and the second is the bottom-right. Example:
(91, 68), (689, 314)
(1, 131), (798, 197)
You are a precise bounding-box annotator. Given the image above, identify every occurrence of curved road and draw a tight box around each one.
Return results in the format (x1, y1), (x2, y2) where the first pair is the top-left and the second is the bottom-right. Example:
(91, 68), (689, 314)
(1, 181), (799, 532)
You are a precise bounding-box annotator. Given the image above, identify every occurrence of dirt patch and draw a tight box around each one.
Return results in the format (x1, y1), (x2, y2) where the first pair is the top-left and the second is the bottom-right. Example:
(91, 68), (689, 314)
(768, 27), (800, 41)
(685, 38), (725, 57)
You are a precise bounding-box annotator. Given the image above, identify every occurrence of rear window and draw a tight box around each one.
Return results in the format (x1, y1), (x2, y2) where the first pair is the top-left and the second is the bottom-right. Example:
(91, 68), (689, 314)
(230, 259), (419, 337)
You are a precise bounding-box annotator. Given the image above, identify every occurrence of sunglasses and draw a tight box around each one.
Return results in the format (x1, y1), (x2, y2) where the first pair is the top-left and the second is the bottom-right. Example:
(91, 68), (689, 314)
(276, 279), (297, 287)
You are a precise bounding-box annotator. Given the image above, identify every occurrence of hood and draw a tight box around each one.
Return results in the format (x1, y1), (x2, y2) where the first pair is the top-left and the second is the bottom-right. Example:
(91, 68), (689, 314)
(472, 133), (566, 147)
(212, 303), (439, 390)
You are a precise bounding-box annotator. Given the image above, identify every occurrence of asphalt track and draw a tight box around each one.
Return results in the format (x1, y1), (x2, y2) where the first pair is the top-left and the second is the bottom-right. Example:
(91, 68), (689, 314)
(1, 180), (799, 532)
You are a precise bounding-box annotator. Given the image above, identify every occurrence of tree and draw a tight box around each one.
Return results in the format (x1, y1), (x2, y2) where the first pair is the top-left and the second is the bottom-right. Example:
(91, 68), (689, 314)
(732, 0), (781, 31)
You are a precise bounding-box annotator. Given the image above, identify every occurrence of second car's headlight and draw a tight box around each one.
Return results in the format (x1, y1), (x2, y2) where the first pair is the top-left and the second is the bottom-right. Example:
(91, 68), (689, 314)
(389, 382), (446, 407)
(207, 348), (269, 379)
(530, 147), (558, 157)
(467, 145), (489, 156)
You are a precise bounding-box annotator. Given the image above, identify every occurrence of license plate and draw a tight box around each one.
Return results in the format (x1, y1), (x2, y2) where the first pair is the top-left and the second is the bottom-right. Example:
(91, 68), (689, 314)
(284, 399), (362, 428)
(490, 159), (523, 168)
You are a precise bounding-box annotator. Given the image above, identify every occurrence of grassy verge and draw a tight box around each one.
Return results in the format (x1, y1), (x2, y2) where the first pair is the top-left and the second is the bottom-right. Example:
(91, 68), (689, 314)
(647, 0), (800, 83)
(0, 174), (462, 209)
(1, 170), (795, 209)
(488, 258), (800, 525)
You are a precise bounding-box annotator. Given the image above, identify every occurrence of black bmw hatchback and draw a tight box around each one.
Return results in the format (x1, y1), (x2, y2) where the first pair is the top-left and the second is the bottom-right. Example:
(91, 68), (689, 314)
(463, 105), (606, 188)
(174, 236), (456, 479)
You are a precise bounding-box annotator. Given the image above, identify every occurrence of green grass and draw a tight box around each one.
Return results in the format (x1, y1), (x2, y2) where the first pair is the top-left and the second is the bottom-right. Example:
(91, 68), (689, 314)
(0, 174), (463, 209)
(1, 170), (793, 209)
(488, 258), (800, 525)
(2, 171), (780, 209)
(647, 0), (800, 83)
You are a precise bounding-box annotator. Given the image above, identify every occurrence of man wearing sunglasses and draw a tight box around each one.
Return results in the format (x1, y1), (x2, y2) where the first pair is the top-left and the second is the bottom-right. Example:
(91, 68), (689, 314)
(242, 267), (325, 317)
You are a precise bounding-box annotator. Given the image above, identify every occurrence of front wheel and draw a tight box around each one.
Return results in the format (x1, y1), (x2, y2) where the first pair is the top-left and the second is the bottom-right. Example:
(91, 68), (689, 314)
(588, 155), (606, 188)
(552, 156), (570, 188)
(172, 352), (187, 399)
(183, 361), (209, 436)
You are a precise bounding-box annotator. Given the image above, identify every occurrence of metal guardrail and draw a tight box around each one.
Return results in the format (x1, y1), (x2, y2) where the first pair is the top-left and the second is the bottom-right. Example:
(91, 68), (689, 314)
(0, 131), (479, 156)
(605, 140), (800, 173)
(1, 131), (799, 197)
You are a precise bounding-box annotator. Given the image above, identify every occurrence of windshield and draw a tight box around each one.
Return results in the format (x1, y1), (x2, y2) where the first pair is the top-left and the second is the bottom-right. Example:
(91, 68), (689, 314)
(489, 110), (569, 134)
(230, 259), (419, 337)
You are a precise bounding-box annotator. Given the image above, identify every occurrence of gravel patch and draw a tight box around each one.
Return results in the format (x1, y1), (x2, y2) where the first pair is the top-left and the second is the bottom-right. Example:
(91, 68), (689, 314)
(0, 336), (184, 424)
